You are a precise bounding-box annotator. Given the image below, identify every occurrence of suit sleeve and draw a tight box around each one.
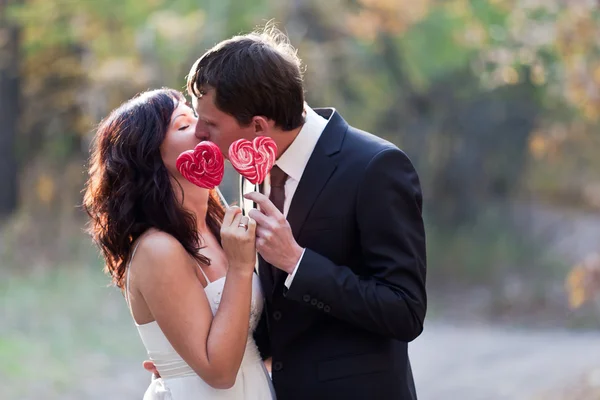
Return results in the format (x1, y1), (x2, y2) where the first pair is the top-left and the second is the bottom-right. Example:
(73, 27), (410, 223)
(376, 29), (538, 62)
(284, 147), (427, 342)
(252, 307), (271, 360)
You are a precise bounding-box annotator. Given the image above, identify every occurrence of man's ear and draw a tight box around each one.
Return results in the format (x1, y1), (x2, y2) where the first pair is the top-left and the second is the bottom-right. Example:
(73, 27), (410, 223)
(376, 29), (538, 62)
(251, 116), (273, 136)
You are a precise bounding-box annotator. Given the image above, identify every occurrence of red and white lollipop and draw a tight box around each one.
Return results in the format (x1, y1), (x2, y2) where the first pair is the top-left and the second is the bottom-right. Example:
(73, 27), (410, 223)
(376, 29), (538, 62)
(176, 141), (228, 206)
(228, 136), (277, 185)
(177, 141), (224, 188)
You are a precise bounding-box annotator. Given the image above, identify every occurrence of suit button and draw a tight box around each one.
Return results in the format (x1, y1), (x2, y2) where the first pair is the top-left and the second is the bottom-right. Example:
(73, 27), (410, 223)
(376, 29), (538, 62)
(324, 305), (331, 313)
(273, 361), (283, 371)
(273, 311), (282, 321)
(310, 298), (318, 306)
(303, 294), (311, 302)
(317, 302), (324, 309)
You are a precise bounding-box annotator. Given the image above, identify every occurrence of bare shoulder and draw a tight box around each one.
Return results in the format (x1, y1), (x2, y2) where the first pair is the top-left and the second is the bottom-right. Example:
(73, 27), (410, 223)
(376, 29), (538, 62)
(133, 229), (194, 278)
(138, 229), (184, 255)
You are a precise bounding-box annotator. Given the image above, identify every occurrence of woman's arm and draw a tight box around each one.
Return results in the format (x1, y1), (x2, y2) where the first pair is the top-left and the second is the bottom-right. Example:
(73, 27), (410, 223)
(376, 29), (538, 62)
(135, 212), (257, 389)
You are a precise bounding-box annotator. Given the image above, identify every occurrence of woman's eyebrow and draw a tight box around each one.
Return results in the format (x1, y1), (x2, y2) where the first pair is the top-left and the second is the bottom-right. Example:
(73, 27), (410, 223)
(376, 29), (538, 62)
(171, 113), (188, 126)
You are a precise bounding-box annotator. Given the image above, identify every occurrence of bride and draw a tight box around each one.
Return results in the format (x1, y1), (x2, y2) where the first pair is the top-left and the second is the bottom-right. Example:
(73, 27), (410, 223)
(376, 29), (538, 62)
(83, 88), (275, 399)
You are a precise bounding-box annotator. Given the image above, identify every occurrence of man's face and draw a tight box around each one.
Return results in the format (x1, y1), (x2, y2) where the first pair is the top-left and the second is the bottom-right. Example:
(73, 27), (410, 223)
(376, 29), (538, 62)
(193, 90), (255, 158)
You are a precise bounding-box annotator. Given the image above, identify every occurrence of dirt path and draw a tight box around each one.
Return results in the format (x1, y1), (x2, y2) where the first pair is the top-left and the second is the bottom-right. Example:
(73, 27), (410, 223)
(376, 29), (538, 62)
(409, 322), (600, 400)
(48, 324), (600, 400)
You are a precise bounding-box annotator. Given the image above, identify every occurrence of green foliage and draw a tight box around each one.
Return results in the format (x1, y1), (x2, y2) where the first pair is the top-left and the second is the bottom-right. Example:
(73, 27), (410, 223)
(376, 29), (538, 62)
(2, 0), (599, 285)
(399, 8), (475, 89)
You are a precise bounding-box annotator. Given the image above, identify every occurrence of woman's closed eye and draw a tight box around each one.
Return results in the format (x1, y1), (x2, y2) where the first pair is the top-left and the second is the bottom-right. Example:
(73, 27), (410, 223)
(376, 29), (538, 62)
(178, 125), (190, 131)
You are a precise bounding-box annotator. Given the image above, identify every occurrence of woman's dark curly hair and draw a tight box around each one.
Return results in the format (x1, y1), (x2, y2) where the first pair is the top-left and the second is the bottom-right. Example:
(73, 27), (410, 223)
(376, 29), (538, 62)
(83, 88), (224, 289)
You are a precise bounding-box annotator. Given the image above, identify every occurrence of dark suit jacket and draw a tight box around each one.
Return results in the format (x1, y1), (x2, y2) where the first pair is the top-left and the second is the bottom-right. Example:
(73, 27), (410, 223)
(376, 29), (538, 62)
(245, 109), (427, 400)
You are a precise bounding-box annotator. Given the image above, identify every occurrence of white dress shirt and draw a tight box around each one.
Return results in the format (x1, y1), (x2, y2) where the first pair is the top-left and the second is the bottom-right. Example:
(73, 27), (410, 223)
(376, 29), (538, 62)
(244, 104), (330, 288)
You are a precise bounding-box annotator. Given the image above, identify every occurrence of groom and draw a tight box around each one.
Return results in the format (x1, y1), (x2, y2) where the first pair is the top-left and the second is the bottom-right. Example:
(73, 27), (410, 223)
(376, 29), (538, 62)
(190, 27), (426, 399)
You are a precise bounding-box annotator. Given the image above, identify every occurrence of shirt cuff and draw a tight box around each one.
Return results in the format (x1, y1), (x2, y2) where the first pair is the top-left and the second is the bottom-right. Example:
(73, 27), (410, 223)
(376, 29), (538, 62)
(284, 248), (305, 289)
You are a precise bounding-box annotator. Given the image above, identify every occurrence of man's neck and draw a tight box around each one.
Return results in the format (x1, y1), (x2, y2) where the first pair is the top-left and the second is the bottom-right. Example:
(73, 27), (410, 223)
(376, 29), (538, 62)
(271, 123), (304, 159)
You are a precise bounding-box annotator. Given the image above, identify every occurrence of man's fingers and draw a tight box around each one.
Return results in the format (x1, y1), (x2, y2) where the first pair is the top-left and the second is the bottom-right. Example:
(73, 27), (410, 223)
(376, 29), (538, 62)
(256, 236), (267, 251)
(247, 208), (271, 227)
(255, 226), (272, 240)
(244, 192), (279, 217)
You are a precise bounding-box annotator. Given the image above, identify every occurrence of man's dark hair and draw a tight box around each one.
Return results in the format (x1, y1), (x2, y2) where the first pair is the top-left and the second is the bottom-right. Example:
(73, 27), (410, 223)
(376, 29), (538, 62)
(187, 25), (305, 131)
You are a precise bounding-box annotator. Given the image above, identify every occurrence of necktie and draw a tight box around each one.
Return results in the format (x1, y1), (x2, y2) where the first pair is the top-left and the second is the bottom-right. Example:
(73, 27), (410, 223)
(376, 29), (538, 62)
(261, 165), (288, 288)
(269, 165), (287, 214)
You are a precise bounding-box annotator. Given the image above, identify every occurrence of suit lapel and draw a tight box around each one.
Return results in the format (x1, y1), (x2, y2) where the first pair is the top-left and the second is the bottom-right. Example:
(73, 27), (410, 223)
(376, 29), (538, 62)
(286, 153), (336, 240)
(287, 109), (346, 238)
(238, 109), (348, 295)
(273, 109), (348, 286)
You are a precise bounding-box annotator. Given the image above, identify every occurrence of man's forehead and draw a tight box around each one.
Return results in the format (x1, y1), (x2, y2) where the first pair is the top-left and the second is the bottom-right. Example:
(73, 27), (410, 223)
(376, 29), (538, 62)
(192, 95), (209, 114)
(193, 92), (221, 117)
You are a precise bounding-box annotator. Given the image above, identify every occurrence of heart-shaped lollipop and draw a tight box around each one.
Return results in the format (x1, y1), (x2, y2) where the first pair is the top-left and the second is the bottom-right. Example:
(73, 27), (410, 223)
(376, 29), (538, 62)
(228, 136), (277, 185)
(176, 141), (225, 189)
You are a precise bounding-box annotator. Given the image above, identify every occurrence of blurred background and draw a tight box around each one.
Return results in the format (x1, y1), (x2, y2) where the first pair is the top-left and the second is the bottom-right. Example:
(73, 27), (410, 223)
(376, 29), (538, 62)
(1, 0), (600, 399)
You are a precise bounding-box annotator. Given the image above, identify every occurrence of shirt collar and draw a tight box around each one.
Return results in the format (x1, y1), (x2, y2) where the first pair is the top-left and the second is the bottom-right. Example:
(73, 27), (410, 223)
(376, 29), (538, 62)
(275, 105), (329, 182)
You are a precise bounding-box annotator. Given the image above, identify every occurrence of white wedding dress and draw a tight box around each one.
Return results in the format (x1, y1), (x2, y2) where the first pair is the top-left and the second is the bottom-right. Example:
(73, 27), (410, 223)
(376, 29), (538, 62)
(125, 243), (275, 399)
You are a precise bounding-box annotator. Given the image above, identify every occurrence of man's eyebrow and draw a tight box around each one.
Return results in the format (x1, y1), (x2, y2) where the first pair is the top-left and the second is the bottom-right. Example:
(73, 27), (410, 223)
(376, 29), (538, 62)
(203, 118), (215, 124)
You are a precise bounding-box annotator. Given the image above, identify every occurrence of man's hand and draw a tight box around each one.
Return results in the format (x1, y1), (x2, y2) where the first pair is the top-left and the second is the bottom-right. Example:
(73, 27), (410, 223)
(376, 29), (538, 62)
(143, 360), (160, 378)
(244, 192), (303, 274)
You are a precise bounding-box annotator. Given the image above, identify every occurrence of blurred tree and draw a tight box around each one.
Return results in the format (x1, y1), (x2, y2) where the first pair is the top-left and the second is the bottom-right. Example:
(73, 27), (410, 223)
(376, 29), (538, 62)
(566, 253), (600, 309)
(3, 0), (271, 217)
(0, 0), (597, 286)
(424, 72), (539, 225)
(0, 0), (20, 217)
(2, 0), (598, 248)
(460, 0), (600, 122)
(335, 0), (543, 224)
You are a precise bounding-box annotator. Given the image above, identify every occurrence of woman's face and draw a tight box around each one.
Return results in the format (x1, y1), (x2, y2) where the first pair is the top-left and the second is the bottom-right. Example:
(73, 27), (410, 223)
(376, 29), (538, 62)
(161, 101), (200, 176)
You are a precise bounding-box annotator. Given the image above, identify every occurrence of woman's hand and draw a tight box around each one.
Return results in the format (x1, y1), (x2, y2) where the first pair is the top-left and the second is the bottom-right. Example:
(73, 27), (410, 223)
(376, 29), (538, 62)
(220, 206), (256, 273)
(143, 360), (160, 378)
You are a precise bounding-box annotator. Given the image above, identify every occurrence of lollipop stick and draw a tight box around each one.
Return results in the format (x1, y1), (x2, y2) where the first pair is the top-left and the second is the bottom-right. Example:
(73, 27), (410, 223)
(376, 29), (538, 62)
(253, 183), (257, 211)
(238, 178), (257, 215)
(215, 187), (229, 208)
(239, 177), (246, 216)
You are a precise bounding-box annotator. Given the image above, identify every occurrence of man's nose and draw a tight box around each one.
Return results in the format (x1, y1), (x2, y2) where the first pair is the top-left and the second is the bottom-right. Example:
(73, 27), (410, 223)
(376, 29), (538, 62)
(194, 121), (209, 140)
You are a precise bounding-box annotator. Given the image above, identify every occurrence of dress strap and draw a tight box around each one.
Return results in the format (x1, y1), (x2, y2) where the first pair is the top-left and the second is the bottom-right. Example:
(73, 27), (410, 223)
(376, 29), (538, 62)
(196, 260), (211, 284)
